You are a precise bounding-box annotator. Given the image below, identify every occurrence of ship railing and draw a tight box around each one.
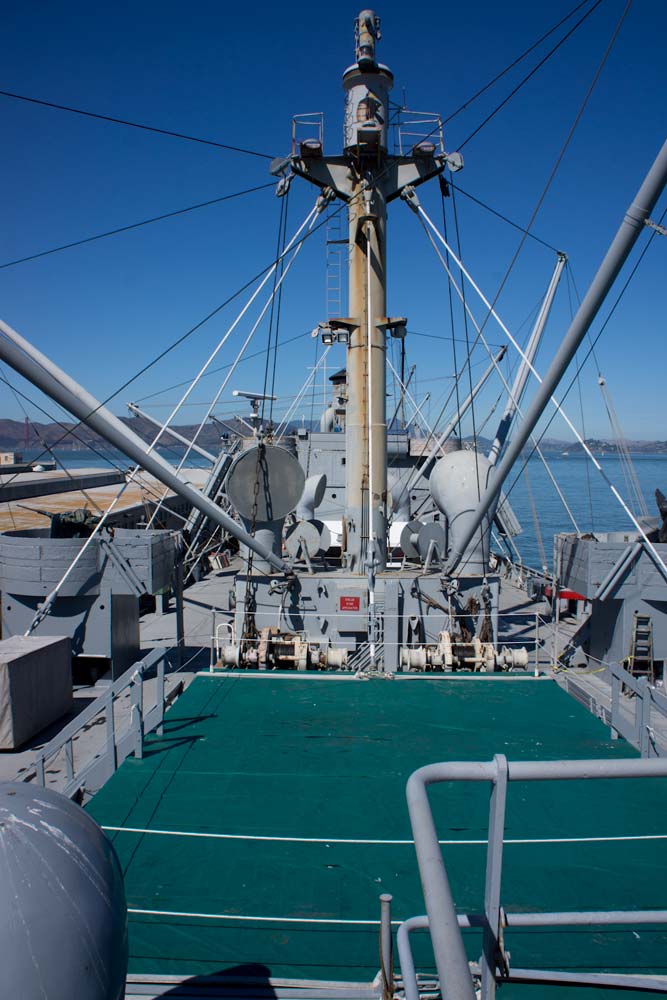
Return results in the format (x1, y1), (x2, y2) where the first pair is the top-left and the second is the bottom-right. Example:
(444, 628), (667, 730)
(399, 755), (667, 1000)
(32, 646), (181, 801)
(492, 550), (555, 593)
(210, 608), (551, 675)
(394, 110), (445, 157)
(292, 112), (324, 155)
(610, 660), (667, 757)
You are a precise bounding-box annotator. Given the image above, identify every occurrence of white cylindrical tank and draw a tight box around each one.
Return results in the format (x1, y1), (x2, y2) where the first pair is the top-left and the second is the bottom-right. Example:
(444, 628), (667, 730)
(429, 450), (497, 576)
(0, 781), (128, 1000)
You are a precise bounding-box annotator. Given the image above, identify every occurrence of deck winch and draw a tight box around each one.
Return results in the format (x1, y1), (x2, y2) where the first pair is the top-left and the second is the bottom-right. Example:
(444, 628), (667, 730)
(219, 628), (347, 671)
(400, 632), (528, 672)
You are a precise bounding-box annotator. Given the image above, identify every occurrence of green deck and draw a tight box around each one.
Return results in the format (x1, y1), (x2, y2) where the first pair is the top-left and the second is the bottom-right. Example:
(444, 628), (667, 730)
(87, 674), (667, 997)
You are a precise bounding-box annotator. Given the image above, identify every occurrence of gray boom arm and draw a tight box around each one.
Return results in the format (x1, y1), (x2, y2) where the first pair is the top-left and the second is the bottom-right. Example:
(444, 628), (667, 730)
(0, 319), (292, 575)
(446, 139), (667, 574)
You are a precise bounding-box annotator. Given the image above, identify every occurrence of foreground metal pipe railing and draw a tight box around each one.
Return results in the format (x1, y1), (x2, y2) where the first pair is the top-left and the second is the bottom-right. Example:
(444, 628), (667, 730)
(404, 754), (667, 1000)
(398, 915), (667, 999)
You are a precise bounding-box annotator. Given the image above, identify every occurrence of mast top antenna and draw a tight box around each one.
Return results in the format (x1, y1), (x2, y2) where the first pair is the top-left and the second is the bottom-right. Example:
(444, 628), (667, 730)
(355, 10), (381, 69)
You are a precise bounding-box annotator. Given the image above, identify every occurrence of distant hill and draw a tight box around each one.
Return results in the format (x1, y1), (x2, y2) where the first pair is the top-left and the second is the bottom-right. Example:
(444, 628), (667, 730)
(2, 419), (666, 457)
(561, 439), (667, 455)
(515, 437), (667, 456)
(0, 416), (310, 453)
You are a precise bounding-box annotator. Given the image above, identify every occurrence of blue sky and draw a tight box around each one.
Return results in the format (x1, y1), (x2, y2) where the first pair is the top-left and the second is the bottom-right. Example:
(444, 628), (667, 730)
(1, 0), (665, 441)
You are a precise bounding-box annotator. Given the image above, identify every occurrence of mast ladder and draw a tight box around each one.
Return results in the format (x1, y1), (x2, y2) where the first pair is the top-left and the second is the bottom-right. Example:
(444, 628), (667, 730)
(325, 207), (346, 320)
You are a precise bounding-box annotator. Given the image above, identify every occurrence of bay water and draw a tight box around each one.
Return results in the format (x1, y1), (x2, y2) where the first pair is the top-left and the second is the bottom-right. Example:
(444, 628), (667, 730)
(19, 446), (667, 573)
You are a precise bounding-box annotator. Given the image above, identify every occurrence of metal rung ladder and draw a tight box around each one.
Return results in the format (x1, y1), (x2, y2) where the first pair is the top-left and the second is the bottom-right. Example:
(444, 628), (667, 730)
(629, 612), (655, 683)
(326, 208), (346, 320)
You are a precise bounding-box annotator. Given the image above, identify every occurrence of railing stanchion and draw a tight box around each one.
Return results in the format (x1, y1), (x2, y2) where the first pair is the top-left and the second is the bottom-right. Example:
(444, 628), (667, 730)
(551, 578), (560, 667)
(131, 666), (145, 760)
(481, 755), (509, 999)
(104, 687), (117, 772)
(174, 562), (184, 668)
(611, 664), (620, 740)
(640, 678), (651, 757)
(157, 655), (165, 736)
(380, 893), (394, 1000)
(210, 609), (217, 672)
(23, 647), (172, 798)
(64, 739), (74, 781)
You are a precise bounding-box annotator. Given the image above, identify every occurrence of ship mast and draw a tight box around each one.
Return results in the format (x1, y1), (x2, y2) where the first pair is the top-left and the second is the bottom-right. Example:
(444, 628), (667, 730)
(288, 9), (460, 574)
(343, 12), (391, 574)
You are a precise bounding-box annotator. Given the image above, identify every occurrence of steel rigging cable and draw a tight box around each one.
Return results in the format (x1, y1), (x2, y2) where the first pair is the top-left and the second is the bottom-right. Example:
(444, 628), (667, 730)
(137, 328), (316, 402)
(0, 371), (196, 516)
(268, 198), (290, 424)
(0, 88), (274, 159)
(442, 0), (602, 127)
(0, 182), (275, 270)
(0, 4), (613, 481)
(395, 0), (607, 163)
(449, 184), (488, 574)
(450, 184), (480, 452)
(261, 186), (290, 425)
(0, 197), (347, 477)
(566, 257), (650, 521)
(5, 0), (613, 448)
(501, 204), (667, 511)
(440, 183), (463, 438)
(448, 0), (633, 377)
(458, 0), (606, 149)
(0, 366), (105, 513)
(564, 268), (597, 531)
(447, 182), (559, 253)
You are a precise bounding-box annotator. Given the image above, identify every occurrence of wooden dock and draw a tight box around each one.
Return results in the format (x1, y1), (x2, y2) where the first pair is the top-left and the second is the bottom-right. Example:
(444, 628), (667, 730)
(0, 466), (211, 532)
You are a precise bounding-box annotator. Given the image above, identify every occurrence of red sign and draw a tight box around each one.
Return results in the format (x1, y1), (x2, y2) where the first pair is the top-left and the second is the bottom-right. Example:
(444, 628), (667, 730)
(339, 596), (361, 611)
